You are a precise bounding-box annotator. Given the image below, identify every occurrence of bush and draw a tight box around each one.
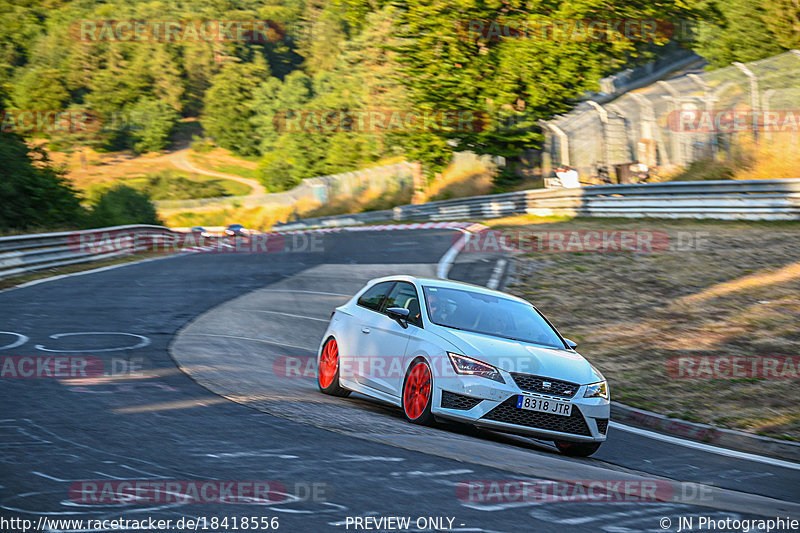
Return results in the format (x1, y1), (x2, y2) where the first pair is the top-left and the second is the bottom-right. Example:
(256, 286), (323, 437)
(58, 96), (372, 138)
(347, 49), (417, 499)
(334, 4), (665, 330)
(128, 97), (179, 154)
(136, 171), (228, 200)
(88, 185), (161, 227)
(0, 131), (87, 231)
(257, 152), (302, 192)
(86, 170), (229, 203)
(191, 136), (215, 153)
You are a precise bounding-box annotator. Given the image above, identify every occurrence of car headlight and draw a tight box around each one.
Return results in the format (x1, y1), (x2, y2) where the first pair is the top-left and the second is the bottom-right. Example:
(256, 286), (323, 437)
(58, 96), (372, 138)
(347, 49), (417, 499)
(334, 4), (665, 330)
(584, 381), (609, 399)
(447, 353), (505, 383)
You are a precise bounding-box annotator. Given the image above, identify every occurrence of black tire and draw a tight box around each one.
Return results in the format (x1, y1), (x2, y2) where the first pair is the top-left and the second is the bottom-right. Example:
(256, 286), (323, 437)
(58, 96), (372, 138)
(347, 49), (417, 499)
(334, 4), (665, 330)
(317, 338), (350, 397)
(554, 440), (602, 457)
(401, 359), (435, 425)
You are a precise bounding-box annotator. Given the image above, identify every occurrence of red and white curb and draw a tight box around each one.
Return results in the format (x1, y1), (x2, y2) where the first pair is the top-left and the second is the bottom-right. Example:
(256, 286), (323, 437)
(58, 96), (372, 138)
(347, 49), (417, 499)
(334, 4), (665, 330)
(270, 221), (487, 235)
(180, 222), (488, 253)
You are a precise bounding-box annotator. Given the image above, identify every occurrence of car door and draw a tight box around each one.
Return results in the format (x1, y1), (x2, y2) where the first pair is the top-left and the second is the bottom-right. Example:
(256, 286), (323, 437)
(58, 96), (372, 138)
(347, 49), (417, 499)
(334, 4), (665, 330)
(345, 281), (396, 386)
(356, 281), (421, 397)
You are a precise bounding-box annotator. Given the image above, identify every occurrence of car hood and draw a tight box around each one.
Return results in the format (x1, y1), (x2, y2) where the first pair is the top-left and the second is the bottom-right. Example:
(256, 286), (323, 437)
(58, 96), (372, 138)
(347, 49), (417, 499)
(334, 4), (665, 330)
(432, 327), (602, 384)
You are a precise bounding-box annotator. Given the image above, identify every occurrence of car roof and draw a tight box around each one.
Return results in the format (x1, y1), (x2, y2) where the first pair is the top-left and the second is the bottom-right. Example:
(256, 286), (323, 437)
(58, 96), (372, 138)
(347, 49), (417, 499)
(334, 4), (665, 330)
(365, 275), (529, 304)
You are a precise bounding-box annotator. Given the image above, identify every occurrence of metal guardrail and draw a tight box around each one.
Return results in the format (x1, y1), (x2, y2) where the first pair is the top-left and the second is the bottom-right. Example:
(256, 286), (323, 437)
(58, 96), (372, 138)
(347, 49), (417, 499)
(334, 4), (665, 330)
(0, 225), (178, 280)
(275, 179), (800, 230)
(3, 180), (798, 280)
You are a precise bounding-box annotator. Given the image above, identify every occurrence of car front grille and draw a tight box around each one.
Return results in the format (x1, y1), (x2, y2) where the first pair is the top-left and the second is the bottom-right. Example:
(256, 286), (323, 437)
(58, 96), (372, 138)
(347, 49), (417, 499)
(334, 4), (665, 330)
(441, 391), (483, 410)
(480, 397), (591, 436)
(509, 373), (579, 398)
(596, 418), (609, 434)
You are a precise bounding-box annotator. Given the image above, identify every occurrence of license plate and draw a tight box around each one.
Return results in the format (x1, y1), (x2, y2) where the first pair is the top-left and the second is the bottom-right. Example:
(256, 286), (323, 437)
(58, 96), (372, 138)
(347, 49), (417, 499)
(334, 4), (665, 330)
(517, 395), (572, 417)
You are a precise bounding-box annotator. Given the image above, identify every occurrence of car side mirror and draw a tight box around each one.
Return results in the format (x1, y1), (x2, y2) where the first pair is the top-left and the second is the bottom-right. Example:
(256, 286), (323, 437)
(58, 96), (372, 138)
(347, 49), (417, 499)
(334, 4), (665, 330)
(564, 338), (578, 350)
(386, 307), (410, 329)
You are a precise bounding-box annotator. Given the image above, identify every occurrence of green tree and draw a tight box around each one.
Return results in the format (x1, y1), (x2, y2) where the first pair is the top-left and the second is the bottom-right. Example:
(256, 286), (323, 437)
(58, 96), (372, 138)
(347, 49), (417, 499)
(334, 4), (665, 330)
(252, 71), (313, 155)
(10, 66), (69, 111)
(691, 0), (785, 66)
(88, 185), (161, 227)
(0, 129), (86, 230)
(203, 60), (270, 155)
(257, 150), (301, 192)
(392, 0), (691, 178)
(764, 0), (800, 50)
(127, 97), (179, 153)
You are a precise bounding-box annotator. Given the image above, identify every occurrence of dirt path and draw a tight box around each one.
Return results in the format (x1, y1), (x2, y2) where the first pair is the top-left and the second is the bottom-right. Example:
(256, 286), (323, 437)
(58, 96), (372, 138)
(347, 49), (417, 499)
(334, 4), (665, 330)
(167, 149), (266, 195)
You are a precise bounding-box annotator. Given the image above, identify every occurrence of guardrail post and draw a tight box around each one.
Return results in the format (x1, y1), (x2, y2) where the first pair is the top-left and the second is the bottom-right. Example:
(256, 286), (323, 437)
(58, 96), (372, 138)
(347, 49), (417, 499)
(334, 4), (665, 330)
(545, 121), (570, 167)
(761, 88), (776, 144)
(657, 80), (687, 166)
(688, 73), (719, 159)
(733, 62), (760, 144)
(587, 101), (611, 176)
(630, 92), (669, 167)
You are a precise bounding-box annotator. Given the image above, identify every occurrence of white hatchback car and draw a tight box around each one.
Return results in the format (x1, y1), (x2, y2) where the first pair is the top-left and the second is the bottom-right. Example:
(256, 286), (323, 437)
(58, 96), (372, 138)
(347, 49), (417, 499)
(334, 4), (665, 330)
(317, 276), (610, 456)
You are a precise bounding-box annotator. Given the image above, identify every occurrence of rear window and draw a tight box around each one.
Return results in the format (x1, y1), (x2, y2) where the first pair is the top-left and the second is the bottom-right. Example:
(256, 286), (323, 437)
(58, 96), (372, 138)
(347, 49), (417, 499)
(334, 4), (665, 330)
(357, 281), (395, 311)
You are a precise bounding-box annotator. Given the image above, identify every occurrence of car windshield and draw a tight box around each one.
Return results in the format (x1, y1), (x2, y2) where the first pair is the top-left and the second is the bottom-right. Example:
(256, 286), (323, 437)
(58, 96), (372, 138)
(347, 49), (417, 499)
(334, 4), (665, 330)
(422, 286), (565, 349)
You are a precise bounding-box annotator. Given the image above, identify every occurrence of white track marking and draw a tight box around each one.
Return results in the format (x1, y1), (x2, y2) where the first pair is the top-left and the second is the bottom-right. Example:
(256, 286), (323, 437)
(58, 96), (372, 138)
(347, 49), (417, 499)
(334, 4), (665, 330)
(34, 332), (150, 353)
(183, 333), (311, 351)
(390, 469), (474, 477)
(0, 331), (28, 350)
(244, 309), (329, 322)
(339, 454), (405, 462)
(198, 451), (299, 459)
(486, 258), (508, 289)
(437, 228), (469, 279)
(610, 422), (800, 470)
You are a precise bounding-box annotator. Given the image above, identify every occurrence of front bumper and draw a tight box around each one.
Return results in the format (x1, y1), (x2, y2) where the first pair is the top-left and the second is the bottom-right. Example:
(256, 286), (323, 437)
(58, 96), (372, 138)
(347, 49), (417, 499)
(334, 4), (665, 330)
(430, 372), (610, 443)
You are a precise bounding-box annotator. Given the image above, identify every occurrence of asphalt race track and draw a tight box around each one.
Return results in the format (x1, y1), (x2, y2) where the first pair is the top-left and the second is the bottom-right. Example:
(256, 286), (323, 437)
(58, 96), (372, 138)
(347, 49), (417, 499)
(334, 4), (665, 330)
(1, 229), (798, 532)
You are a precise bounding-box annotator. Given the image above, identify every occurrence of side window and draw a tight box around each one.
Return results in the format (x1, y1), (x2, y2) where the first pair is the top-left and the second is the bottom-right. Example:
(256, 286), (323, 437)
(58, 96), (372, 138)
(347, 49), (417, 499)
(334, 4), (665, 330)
(381, 282), (422, 328)
(357, 281), (395, 312)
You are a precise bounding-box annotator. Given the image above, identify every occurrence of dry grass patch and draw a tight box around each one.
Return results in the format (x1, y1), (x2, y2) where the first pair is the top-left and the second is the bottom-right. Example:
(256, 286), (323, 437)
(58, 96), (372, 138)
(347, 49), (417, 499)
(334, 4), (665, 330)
(502, 218), (800, 440)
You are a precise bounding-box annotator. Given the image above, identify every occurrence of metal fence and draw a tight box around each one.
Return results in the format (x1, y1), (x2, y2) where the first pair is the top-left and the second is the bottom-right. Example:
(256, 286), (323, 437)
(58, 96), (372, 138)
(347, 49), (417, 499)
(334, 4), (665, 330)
(541, 50), (800, 181)
(593, 45), (703, 104)
(155, 162), (414, 211)
(275, 179), (800, 229)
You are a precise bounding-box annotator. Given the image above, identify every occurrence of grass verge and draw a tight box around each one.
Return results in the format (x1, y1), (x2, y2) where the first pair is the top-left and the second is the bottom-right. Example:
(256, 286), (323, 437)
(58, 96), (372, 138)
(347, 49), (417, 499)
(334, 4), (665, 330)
(0, 253), (165, 291)
(497, 216), (800, 440)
